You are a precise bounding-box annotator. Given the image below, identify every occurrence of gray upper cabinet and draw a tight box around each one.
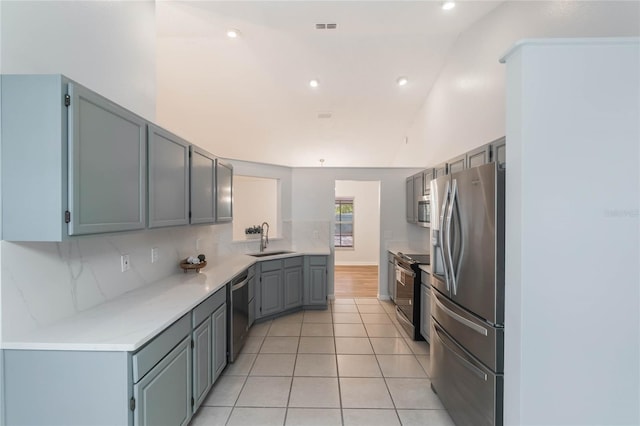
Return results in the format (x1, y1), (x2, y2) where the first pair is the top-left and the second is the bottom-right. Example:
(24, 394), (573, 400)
(406, 177), (415, 223)
(423, 169), (434, 194)
(148, 124), (190, 228)
(466, 144), (492, 169)
(1, 75), (146, 240)
(190, 146), (216, 224)
(434, 163), (448, 178)
(447, 154), (466, 174)
(68, 83), (147, 236)
(215, 160), (233, 222)
(492, 137), (506, 168)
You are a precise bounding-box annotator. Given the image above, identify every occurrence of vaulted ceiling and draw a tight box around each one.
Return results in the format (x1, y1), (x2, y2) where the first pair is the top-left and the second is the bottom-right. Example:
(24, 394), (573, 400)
(156, 1), (502, 167)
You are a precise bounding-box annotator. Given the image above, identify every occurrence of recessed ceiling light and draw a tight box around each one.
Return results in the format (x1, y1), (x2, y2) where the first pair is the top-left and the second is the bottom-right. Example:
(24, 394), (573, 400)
(226, 29), (240, 38)
(309, 79), (320, 88)
(397, 77), (409, 87)
(442, 1), (455, 10)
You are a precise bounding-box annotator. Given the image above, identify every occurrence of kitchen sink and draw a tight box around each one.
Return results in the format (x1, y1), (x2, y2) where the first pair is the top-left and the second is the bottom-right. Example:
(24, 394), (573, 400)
(249, 251), (294, 258)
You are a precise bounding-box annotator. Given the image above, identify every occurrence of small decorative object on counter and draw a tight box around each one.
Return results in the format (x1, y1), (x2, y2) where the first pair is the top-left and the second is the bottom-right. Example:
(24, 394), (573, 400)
(245, 225), (262, 240)
(180, 254), (207, 273)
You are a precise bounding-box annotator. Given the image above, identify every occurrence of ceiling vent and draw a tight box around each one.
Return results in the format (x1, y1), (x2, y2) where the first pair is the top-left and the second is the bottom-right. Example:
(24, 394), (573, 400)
(315, 23), (337, 30)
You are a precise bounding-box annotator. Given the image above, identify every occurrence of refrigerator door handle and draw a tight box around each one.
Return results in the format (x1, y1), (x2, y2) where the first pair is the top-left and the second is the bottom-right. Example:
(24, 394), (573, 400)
(445, 179), (457, 293)
(439, 180), (451, 291)
(433, 324), (488, 381)
(434, 293), (488, 336)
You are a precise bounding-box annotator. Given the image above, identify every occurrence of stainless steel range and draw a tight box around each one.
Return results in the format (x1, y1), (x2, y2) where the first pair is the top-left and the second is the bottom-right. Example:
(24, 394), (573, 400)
(393, 252), (429, 340)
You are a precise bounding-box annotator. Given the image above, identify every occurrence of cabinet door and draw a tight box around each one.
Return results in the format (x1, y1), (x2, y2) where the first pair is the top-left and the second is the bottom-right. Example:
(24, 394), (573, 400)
(213, 304), (227, 380)
(284, 266), (303, 310)
(308, 265), (327, 305)
(190, 146), (216, 224)
(388, 258), (396, 301)
(447, 154), (466, 175)
(420, 284), (431, 343)
(492, 137), (506, 168)
(466, 144), (491, 169)
(215, 160), (233, 222)
(423, 169), (434, 195)
(261, 270), (283, 316)
(192, 318), (212, 410)
(413, 173), (423, 220)
(406, 177), (415, 223)
(148, 124), (190, 228)
(68, 83), (146, 235)
(434, 163), (448, 178)
(134, 337), (192, 426)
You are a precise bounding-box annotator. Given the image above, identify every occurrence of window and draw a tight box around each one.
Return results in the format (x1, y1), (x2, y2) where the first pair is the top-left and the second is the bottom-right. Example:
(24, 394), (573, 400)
(335, 198), (354, 248)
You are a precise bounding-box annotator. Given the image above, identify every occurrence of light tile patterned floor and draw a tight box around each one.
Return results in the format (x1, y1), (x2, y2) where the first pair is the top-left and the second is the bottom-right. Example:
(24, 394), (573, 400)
(189, 298), (455, 426)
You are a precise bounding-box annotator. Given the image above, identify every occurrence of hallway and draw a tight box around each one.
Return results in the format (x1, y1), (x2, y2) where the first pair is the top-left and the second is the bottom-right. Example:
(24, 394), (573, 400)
(334, 266), (378, 298)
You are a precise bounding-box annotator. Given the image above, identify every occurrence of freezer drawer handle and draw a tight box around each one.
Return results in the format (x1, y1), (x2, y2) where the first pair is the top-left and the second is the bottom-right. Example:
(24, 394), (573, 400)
(434, 325), (488, 381)
(434, 294), (488, 336)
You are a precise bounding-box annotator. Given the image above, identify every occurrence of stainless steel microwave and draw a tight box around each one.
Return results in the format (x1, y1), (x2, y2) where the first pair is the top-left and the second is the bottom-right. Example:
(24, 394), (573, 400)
(418, 195), (430, 227)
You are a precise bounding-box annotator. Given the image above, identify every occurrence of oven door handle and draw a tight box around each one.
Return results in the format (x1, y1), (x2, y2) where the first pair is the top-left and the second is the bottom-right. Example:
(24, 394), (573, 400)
(396, 266), (415, 277)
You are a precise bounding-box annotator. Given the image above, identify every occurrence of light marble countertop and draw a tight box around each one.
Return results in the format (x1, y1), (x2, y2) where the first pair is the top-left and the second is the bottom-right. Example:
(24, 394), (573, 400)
(1, 249), (330, 352)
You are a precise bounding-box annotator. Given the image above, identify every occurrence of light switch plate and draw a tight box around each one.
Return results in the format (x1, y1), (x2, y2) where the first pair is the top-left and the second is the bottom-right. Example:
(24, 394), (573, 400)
(151, 247), (159, 263)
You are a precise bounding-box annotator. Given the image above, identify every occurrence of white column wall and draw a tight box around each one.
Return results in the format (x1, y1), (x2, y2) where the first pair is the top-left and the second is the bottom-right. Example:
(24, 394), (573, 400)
(397, 1), (640, 168)
(503, 38), (639, 426)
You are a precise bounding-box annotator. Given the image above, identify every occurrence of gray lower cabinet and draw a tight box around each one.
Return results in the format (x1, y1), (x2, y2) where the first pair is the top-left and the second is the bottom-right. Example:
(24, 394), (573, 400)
(192, 318), (212, 410)
(305, 256), (328, 306)
(3, 289), (228, 426)
(388, 252), (396, 301)
(1, 74), (147, 241)
(148, 124), (190, 228)
(420, 282), (431, 344)
(283, 257), (304, 310)
(134, 337), (192, 426)
(213, 304), (227, 380)
(260, 266), (284, 317)
(256, 256), (328, 320)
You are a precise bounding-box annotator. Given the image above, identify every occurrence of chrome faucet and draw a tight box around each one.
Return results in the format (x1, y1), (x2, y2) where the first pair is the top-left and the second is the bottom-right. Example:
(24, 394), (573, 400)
(260, 222), (270, 252)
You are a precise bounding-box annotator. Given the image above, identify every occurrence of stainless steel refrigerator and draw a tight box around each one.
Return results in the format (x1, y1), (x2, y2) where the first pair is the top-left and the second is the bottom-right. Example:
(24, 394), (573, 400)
(430, 161), (505, 426)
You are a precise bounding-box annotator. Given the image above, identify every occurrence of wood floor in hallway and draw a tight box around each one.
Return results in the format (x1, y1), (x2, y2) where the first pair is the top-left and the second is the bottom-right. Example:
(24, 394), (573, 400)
(334, 265), (378, 298)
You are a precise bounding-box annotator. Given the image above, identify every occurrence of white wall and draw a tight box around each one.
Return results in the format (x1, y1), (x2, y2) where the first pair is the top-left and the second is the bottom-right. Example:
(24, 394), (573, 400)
(0, 1), (156, 121)
(397, 0), (640, 168)
(233, 176), (279, 240)
(334, 180), (380, 266)
(503, 38), (639, 426)
(292, 168), (430, 298)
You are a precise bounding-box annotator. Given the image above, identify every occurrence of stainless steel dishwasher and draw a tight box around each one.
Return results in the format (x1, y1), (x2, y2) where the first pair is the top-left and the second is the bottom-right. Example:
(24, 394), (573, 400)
(228, 269), (249, 363)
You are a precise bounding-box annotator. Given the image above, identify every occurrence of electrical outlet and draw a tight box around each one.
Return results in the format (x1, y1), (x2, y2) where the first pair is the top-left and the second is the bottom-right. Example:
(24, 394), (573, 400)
(151, 247), (159, 264)
(121, 254), (130, 272)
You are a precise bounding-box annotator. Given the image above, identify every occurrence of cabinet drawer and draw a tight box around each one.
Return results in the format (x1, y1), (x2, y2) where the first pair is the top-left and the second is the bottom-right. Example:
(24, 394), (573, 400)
(261, 259), (282, 272)
(308, 256), (327, 266)
(133, 314), (191, 383)
(284, 256), (303, 268)
(192, 286), (226, 327)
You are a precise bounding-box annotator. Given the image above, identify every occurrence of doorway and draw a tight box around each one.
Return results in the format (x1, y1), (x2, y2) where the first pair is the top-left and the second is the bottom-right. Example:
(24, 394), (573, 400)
(334, 180), (381, 298)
